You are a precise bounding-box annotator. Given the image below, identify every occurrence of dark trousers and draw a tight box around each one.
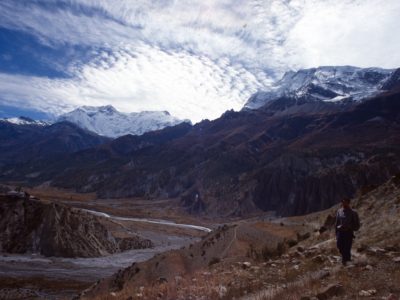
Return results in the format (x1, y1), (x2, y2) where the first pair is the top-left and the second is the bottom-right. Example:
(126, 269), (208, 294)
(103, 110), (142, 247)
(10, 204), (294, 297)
(336, 231), (353, 264)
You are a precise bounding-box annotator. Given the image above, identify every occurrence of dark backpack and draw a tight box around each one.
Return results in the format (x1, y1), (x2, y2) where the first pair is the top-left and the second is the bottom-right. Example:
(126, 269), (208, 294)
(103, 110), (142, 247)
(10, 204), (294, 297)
(351, 210), (360, 231)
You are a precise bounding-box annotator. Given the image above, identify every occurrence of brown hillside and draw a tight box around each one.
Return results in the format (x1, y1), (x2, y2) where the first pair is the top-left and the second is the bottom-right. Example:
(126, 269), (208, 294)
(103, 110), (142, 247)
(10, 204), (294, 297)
(79, 175), (400, 299)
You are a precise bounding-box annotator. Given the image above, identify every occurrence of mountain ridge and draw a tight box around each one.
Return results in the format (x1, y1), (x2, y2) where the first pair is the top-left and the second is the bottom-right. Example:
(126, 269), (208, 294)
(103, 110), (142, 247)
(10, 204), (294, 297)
(58, 105), (190, 138)
(1, 65), (400, 218)
(0, 116), (49, 126)
(3, 87), (399, 217)
(245, 66), (397, 110)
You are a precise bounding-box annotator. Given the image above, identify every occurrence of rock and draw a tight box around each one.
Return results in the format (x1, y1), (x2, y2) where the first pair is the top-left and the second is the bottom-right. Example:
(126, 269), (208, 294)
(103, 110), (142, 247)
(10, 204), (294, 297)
(293, 250), (304, 258)
(158, 277), (168, 283)
(358, 289), (377, 297)
(319, 226), (328, 234)
(392, 257), (400, 263)
(384, 245), (399, 252)
(312, 255), (327, 263)
(110, 292), (117, 297)
(321, 214), (336, 231)
(316, 284), (344, 300)
(217, 285), (227, 298)
(357, 244), (370, 253)
(364, 265), (373, 270)
(366, 247), (387, 256)
(297, 246), (305, 252)
(319, 270), (330, 280)
(175, 276), (183, 285)
(297, 232), (311, 241)
(388, 251), (400, 258)
(304, 248), (319, 258)
(242, 262), (252, 269)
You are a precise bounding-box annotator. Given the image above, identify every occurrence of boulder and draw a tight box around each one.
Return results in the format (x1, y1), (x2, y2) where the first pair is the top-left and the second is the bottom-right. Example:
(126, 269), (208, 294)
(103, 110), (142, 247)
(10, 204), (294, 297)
(316, 284), (344, 300)
(358, 289), (377, 297)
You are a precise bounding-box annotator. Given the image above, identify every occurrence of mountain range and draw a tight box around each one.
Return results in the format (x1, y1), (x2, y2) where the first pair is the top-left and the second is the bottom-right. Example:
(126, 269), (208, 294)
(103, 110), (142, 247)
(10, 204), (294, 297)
(1, 106), (189, 138)
(245, 66), (395, 109)
(1, 65), (400, 217)
(57, 105), (189, 137)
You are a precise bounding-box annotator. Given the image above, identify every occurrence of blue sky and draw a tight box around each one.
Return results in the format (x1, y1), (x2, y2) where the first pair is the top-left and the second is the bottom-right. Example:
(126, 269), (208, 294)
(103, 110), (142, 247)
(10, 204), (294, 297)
(0, 0), (399, 122)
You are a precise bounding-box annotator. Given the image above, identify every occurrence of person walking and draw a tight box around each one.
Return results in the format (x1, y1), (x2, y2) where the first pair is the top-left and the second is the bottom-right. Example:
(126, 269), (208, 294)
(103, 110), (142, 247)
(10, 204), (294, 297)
(335, 198), (360, 266)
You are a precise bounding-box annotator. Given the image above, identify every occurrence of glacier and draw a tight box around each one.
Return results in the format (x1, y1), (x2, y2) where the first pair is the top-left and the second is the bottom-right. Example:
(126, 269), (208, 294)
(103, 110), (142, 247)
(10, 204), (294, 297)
(245, 66), (396, 109)
(58, 105), (190, 138)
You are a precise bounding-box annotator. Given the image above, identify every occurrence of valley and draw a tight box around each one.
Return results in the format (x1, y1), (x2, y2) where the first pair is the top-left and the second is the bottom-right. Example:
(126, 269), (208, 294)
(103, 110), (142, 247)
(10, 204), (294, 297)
(0, 66), (399, 299)
(1, 1), (400, 299)
(2, 175), (400, 300)
(0, 189), (210, 299)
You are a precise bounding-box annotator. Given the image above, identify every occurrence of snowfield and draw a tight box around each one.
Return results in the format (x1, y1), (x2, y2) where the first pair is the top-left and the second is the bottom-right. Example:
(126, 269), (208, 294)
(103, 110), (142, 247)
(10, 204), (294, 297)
(58, 105), (189, 137)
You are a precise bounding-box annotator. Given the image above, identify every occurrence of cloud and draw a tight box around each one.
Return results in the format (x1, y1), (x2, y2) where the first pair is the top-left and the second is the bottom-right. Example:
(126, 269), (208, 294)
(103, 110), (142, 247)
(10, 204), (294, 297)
(284, 0), (400, 69)
(0, 43), (270, 122)
(0, 0), (399, 122)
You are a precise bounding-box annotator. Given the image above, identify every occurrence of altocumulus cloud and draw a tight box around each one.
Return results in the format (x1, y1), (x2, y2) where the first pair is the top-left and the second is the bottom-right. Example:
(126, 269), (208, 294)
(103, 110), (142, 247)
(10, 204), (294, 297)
(0, 0), (399, 122)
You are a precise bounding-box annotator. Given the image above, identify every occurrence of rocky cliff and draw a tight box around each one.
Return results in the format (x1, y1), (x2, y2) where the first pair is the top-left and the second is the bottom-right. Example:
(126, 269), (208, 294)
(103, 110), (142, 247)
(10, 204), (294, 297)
(0, 196), (153, 257)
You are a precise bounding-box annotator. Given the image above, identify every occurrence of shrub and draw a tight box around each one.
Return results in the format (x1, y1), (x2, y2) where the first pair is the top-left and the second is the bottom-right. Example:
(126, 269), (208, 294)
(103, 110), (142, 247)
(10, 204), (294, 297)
(208, 257), (220, 266)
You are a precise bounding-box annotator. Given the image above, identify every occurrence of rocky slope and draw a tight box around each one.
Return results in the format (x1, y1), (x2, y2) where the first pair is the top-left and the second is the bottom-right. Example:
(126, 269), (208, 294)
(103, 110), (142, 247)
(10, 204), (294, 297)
(0, 196), (153, 258)
(244, 66), (396, 110)
(58, 105), (189, 138)
(29, 87), (400, 217)
(0, 121), (110, 169)
(79, 174), (400, 300)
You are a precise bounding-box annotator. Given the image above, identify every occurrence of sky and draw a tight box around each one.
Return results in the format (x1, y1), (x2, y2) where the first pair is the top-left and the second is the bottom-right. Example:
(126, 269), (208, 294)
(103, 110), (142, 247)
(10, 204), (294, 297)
(0, 0), (399, 123)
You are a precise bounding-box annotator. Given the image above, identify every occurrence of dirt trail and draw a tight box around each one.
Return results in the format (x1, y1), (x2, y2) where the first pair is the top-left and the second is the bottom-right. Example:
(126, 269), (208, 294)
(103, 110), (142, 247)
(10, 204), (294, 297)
(221, 226), (237, 258)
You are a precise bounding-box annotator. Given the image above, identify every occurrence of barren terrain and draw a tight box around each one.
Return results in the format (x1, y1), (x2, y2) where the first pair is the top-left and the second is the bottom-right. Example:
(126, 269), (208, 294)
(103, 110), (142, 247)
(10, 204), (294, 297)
(0, 187), (211, 299)
(1, 174), (400, 300)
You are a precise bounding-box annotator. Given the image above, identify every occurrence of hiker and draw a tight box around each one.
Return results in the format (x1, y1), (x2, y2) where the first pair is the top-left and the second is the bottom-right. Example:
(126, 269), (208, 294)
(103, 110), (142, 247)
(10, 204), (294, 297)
(335, 198), (360, 266)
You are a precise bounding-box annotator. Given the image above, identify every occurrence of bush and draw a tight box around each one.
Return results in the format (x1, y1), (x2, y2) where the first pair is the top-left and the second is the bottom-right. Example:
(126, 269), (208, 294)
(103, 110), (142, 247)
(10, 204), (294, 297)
(208, 257), (220, 266)
(287, 239), (298, 248)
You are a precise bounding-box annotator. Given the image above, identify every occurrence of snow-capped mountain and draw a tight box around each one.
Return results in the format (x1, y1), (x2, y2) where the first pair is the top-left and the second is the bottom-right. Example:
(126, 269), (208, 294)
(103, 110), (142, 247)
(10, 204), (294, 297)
(58, 105), (189, 138)
(0, 116), (48, 126)
(245, 66), (396, 109)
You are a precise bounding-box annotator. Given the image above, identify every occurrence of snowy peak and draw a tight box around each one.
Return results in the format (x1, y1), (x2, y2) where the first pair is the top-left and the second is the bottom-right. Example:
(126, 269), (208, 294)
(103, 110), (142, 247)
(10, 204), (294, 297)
(245, 66), (396, 109)
(78, 105), (118, 116)
(0, 116), (48, 126)
(58, 105), (189, 138)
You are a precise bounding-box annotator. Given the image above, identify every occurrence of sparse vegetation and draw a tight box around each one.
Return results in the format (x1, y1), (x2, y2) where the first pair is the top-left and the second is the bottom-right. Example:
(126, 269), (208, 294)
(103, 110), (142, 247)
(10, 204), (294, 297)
(208, 257), (220, 266)
(77, 176), (400, 300)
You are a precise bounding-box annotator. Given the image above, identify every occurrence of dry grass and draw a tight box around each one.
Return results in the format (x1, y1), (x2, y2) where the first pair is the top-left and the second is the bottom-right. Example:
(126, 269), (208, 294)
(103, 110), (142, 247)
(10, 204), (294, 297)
(0, 276), (91, 299)
(19, 176), (400, 299)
